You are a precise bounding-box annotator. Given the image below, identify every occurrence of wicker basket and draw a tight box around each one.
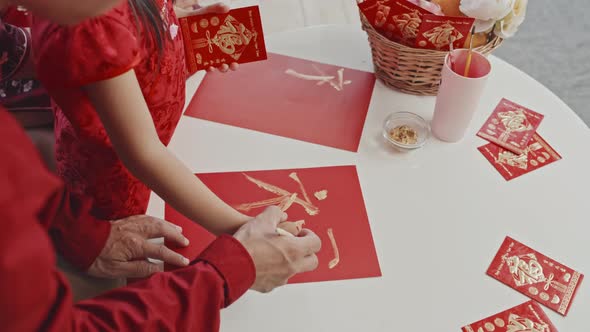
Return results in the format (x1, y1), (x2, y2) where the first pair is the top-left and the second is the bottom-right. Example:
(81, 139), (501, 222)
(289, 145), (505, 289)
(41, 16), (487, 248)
(360, 11), (503, 96)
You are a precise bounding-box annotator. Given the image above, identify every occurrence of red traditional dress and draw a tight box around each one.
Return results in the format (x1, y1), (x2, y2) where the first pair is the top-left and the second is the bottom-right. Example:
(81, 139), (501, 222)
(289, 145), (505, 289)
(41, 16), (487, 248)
(32, 0), (186, 219)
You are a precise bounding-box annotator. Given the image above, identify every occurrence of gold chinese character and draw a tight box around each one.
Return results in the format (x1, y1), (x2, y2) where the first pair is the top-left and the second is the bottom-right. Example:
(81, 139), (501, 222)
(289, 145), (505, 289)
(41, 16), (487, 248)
(234, 172), (322, 216)
(422, 22), (464, 50)
(506, 254), (545, 286)
(392, 10), (421, 40)
(506, 313), (549, 332)
(285, 65), (352, 92)
(327, 228), (340, 269)
(506, 254), (567, 292)
(235, 173), (340, 269)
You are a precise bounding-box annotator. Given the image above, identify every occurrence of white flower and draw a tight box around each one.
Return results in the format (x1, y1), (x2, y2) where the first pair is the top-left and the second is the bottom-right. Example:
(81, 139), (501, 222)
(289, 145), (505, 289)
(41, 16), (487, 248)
(459, 0), (515, 21)
(409, 0), (444, 15)
(495, 0), (528, 38)
(460, 0), (514, 20)
(460, 0), (514, 32)
(419, 0), (444, 16)
(472, 18), (496, 33)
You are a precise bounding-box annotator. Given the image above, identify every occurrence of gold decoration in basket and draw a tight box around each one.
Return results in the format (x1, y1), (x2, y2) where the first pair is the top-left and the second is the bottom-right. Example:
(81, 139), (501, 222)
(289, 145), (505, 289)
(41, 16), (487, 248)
(359, 4), (503, 96)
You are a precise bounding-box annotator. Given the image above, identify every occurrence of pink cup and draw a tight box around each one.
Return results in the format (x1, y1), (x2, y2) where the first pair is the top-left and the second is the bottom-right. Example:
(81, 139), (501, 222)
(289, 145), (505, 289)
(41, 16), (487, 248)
(431, 49), (492, 142)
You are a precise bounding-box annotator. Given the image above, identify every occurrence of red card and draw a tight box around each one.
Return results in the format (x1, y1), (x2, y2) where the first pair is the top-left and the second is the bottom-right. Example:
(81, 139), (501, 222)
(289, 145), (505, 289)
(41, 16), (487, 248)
(487, 236), (584, 316)
(387, 0), (433, 45)
(461, 300), (558, 332)
(165, 166), (382, 284)
(179, 6), (267, 75)
(478, 133), (561, 181)
(415, 15), (474, 50)
(477, 99), (544, 155)
(358, 0), (393, 36)
(185, 53), (376, 152)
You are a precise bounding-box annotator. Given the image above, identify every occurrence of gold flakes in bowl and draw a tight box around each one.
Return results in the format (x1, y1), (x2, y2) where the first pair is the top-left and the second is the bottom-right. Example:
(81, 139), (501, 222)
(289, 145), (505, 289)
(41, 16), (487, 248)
(382, 112), (429, 150)
(389, 125), (418, 145)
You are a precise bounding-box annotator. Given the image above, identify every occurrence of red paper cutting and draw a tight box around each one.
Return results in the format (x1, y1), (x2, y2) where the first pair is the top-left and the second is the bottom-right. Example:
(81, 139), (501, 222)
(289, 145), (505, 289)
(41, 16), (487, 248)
(165, 165), (382, 284)
(184, 53), (376, 152)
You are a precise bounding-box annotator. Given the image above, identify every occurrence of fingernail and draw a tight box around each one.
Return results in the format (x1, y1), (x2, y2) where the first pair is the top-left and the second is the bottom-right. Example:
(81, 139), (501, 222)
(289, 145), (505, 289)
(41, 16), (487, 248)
(183, 237), (190, 246)
(176, 225), (183, 232)
(183, 257), (190, 265)
(282, 212), (288, 219)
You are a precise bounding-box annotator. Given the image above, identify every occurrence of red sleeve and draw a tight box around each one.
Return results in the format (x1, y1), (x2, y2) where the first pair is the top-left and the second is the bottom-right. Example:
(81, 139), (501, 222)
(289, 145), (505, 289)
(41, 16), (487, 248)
(0, 99), (109, 271)
(39, 187), (112, 271)
(1, 207), (255, 332)
(68, 235), (255, 331)
(31, 4), (141, 87)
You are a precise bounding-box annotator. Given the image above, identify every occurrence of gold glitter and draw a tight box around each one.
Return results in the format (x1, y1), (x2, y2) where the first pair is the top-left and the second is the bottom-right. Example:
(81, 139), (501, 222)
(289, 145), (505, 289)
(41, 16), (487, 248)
(389, 125), (418, 145)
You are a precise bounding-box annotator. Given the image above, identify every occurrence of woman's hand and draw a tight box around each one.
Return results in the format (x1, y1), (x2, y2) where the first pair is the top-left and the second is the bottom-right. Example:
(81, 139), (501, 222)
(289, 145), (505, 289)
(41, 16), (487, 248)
(174, 0), (239, 72)
(174, 0), (229, 18)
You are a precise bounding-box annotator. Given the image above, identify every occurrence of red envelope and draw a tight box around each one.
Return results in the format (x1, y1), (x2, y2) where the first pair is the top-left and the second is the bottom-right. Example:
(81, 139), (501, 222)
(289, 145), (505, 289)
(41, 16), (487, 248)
(487, 236), (584, 316)
(358, 0), (393, 36)
(185, 53), (376, 152)
(477, 99), (544, 155)
(165, 165), (382, 284)
(461, 300), (558, 332)
(415, 15), (474, 50)
(179, 5), (267, 75)
(478, 133), (561, 181)
(387, 0), (433, 45)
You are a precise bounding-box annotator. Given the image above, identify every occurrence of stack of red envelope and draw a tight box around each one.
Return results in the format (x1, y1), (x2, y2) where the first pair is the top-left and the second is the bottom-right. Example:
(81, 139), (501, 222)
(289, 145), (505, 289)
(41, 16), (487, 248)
(477, 98), (562, 181)
(358, 0), (475, 51)
(462, 236), (584, 331)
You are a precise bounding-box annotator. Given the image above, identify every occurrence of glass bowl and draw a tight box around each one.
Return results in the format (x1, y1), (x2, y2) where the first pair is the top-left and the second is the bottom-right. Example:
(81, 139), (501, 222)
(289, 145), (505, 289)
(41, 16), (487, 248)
(382, 112), (430, 150)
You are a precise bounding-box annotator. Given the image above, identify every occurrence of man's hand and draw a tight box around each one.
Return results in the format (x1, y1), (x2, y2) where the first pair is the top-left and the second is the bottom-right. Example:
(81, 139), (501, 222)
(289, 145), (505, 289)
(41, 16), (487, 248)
(174, 0), (239, 72)
(88, 215), (190, 279)
(233, 206), (322, 293)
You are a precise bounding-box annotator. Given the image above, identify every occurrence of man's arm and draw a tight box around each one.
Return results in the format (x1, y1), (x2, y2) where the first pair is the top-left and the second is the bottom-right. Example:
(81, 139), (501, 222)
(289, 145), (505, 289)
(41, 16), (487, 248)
(71, 235), (255, 331)
(1, 206), (320, 331)
(39, 184), (192, 277)
(39, 187), (113, 271)
(0, 205), (254, 332)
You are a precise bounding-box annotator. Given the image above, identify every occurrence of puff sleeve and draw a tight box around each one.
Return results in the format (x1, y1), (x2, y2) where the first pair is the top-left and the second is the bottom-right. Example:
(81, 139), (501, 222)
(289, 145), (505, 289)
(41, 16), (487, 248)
(32, 7), (142, 87)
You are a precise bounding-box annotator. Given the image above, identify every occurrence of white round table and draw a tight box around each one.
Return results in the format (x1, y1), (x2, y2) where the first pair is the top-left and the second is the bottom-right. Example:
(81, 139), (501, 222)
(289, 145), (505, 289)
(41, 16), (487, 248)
(149, 25), (590, 331)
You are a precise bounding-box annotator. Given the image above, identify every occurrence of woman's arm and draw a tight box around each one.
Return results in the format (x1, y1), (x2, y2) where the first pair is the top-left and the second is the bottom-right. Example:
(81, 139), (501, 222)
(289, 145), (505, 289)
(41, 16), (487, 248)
(84, 70), (249, 235)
